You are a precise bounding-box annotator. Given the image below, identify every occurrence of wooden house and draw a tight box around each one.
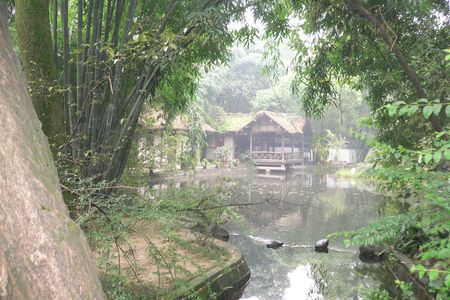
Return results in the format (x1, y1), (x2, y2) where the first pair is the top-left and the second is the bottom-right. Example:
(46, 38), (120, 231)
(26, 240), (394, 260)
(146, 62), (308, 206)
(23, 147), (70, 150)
(138, 111), (215, 171)
(205, 111), (312, 170)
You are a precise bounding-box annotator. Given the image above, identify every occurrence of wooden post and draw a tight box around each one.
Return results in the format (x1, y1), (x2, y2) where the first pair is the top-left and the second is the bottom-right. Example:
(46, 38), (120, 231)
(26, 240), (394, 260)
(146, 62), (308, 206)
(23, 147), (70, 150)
(281, 130), (285, 161)
(249, 132), (253, 153)
(301, 134), (304, 163)
(291, 135), (294, 153)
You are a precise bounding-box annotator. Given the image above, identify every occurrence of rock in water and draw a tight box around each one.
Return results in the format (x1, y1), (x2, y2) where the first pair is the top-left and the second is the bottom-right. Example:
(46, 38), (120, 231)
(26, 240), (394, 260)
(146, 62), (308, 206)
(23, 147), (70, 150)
(210, 225), (229, 242)
(315, 239), (329, 253)
(266, 241), (284, 249)
(359, 245), (385, 263)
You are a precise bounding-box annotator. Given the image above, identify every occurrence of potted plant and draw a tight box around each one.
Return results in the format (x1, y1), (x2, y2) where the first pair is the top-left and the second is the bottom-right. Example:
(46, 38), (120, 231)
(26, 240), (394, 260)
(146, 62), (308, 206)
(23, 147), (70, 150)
(201, 158), (209, 169)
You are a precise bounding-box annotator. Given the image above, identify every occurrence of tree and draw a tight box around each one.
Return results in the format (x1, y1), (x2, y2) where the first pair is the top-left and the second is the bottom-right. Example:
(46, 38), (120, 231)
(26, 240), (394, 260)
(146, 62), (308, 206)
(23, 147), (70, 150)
(0, 3), (105, 298)
(15, 0), (65, 149)
(14, 0), (248, 185)
(282, 0), (449, 145)
(200, 46), (271, 113)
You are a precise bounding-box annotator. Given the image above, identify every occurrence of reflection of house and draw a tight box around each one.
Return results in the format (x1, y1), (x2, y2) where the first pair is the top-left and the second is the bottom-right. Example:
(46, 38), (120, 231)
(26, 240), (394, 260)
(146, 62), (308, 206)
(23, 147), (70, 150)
(205, 111), (312, 169)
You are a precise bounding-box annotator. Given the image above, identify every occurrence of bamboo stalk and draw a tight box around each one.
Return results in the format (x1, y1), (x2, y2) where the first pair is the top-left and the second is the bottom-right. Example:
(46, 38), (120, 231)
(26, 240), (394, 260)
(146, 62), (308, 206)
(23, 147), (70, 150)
(103, 0), (137, 145)
(90, 0), (105, 151)
(52, 0), (58, 64)
(61, 0), (74, 135)
(111, 0), (124, 48)
(75, 0), (84, 156)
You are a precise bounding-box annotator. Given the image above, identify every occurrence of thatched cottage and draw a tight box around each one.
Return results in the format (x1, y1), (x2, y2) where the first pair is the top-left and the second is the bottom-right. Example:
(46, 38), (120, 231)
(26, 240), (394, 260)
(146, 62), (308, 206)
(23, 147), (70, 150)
(205, 111), (313, 168)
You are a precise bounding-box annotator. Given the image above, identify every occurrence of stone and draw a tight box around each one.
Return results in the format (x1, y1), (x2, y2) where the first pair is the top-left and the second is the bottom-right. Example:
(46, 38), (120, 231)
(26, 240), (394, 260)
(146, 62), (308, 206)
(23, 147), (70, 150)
(211, 225), (229, 242)
(359, 245), (385, 263)
(315, 239), (329, 253)
(266, 241), (284, 249)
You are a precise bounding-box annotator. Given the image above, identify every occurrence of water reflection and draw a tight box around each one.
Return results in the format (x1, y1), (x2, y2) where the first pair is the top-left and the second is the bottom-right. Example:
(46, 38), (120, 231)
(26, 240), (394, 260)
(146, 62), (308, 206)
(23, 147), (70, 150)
(284, 264), (323, 300)
(222, 171), (397, 299)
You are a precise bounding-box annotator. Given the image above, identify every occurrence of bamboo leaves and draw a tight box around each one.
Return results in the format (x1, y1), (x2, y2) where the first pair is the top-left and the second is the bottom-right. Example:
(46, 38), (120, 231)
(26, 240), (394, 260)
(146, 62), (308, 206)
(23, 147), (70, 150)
(46, 0), (245, 182)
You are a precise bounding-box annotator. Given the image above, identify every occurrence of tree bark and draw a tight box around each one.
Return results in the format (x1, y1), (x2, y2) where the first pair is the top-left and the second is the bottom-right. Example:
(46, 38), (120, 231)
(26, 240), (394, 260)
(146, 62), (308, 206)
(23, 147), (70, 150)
(0, 3), (105, 299)
(15, 0), (66, 149)
(348, 0), (445, 134)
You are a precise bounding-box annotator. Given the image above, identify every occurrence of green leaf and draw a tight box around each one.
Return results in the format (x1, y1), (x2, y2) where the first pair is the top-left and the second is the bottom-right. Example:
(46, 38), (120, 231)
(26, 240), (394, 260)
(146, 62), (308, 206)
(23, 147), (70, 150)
(417, 98), (428, 104)
(445, 274), (450, 288)
(398, 106), (408, 116)
(433, 151), (442, 163)
(423, 106), (433, 119)
(388, 105), (398, 117)
(407, 105), (419, 116)
(429, 270), (439, 281)
(423, 153), (433, 164)
(446, 105), (450, 118)
(432, 104), (442, 116)
(444, 149), (450, 161)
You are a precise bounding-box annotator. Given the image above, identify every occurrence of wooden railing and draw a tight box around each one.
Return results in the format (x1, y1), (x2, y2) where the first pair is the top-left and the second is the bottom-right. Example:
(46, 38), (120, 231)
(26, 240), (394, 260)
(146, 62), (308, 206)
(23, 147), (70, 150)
(283, 152), (302, 161)
(250, 151), (282, 161)
(250, 151), (302, 162)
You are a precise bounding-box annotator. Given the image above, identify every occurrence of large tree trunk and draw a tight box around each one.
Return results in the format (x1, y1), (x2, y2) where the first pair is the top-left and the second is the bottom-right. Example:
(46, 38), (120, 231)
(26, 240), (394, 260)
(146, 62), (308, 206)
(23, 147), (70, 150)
(15, 0), (66, 149)
(0, 3), (105, 299)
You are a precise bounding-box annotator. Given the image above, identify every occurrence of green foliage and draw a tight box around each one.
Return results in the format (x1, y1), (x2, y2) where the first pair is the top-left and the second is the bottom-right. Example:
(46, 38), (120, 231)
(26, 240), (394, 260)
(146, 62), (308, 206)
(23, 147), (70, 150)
(100, 271), (152, 300)
(238, 150), (253, 165)
(312, 130), (351, 163)
(231, 159), (239, 167)
(308, 85), (372, 161)
(361, 287), (390, 300)
(361, 280), (415, 300)
(334, 125), (449, 298)
(198, 43), (270, 113)
(312, 135), (330, 164)
(215, 146), (230, 165)
(332, 47), (449, 296)
(251, 73), (299, 113)
(256, 0), (450, 146)
(201, 158), (209, 169)
(61, 170), (241, 298)
(384, 99), (450, 120)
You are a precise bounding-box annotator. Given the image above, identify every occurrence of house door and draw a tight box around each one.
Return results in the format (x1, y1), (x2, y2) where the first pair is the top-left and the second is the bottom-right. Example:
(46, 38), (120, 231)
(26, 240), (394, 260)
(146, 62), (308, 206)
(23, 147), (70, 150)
(234, 134), (250, 159)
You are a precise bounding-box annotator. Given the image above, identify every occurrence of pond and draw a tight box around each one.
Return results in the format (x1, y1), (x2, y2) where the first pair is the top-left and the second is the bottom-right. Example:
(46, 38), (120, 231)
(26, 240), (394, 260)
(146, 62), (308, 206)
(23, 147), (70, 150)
(154, 169), (400, 299)
(219, 170), (398, 300)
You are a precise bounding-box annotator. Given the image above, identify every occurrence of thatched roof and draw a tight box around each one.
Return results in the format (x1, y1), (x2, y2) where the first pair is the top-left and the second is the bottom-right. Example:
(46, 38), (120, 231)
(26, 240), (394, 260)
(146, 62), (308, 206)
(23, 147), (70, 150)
(141, 110), (306, 135)
(224, 111), (307, 134)
(217, 113), (254, 132)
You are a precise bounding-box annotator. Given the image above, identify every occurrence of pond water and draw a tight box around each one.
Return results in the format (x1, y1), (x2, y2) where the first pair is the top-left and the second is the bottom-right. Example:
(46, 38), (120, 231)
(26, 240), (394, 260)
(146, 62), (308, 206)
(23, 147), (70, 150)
(219, 170), (398, 300)
(155, 169), (399, 299)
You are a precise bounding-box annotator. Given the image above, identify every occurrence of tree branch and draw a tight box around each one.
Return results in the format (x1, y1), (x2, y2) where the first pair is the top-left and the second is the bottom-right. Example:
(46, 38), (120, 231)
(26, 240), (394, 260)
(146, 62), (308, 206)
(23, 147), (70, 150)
(348, 0), (445, 134)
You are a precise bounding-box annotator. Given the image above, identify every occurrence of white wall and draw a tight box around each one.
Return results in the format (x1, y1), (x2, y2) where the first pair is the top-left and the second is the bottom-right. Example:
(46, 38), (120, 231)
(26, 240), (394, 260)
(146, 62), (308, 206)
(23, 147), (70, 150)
(328, 148), (357, 163)
(224, 135), (235, 160)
